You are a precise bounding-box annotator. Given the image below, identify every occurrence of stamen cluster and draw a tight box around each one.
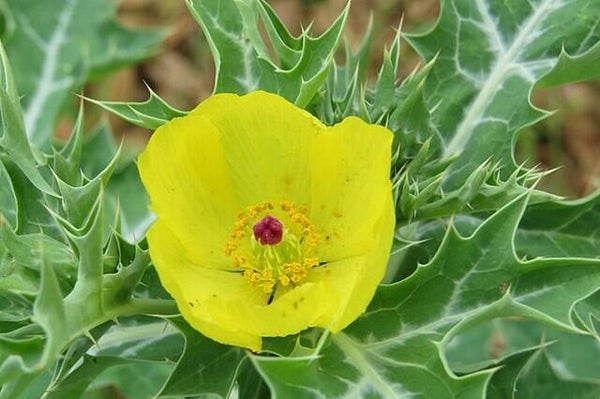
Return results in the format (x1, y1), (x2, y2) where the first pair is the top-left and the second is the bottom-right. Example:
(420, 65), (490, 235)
(224, 201), (321, 295)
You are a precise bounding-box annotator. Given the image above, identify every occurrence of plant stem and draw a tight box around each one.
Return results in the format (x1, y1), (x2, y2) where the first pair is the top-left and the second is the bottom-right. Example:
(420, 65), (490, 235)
(124, 298), (179, 316)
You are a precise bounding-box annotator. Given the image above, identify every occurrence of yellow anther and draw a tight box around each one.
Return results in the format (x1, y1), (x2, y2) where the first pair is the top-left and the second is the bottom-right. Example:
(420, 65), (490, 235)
(262, 269), (273, 280)
(279, 275), (290, 286)
(243, 269), (258, 285)
(247, 206), (259, 218)
(281, 201), (294, 211)
(235, 217), (248, 229)
(261, 281), (275, 294)
(307, 233), (320, 247)
(304, 257), (319, 268)
(224, 239), (238, 255)
(233, 254), (247, 267)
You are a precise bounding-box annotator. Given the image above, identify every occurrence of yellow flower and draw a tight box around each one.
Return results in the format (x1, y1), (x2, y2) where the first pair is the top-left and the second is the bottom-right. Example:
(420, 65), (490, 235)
(138, 91), (395, 351)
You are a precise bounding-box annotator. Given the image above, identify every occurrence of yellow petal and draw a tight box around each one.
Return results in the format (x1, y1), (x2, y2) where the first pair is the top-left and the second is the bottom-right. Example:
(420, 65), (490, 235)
(309, 116), (393, 261)
(147, 220), (262, 350)
(308, 197), (395, 331)
(190, 91), (318, 206)
(138, 115), (238, 269)
(204, 281), (336, 338)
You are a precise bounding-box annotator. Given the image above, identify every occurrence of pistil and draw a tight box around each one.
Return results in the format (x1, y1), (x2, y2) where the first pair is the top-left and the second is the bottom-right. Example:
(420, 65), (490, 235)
(253, 215), (283, 245)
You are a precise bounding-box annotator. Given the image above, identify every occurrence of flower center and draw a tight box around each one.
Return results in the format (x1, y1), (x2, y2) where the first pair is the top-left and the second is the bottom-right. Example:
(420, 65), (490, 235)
(253, 215), (283, 245)
(224, 201), (321, 297)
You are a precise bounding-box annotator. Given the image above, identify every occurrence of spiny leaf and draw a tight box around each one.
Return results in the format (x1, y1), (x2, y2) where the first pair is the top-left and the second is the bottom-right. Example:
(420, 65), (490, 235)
(85, 362), (173, 399)
(186, 0), (347, 107)
(446, 318), (600, 387)
(31, 260), (67, 373)
(157, 317), (246, 398)
(0, 372), (51, 399)
(538, 33), (600, 86)
(3, 0), (163, 149)
(0, 223), (76, 290)
(370, 23), (403, 123)
(254, 194), (600, 397)
(79, 121), (118, 179)
(573, 291), (599, 335)
(512, 349), (599, 398)
(311, 17), (376, 125)
(91, 320), (182, 362)
(386, 64), (439, 159)
(0, 42), (55, 197)
(104, 162), (153, 244)
(43, 355), (137, 399)
(0, 161), (17, 227)
(516, 190), (600, 258)
(405, 0), (600, 188)
(55, 140), (121, 230)
(1, 158), (60, 238)
(85, 87), (187, 130)
(486, 346), (544, 399)
(51, 103), (86, 187)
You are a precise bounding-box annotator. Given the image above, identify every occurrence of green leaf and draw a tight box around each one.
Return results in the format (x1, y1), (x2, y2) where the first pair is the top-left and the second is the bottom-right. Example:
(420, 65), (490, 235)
(52, 103), (85, 187)
(0, 160), (17, 227)
(516, 191), (600, 258)
(2, 0), (163, 149)
(371, 25), (403, 122)
(0, 292), (32, 324)
(446, 319), (548, 374)
(0, 372), (52, 399)
(92, 319), (183, 362)
(2, 158), (59, 237)
(403, 188), (600, 264)
(44, 320), (177, 399)
(105, 162), (153, 244)
(44, 355), (134, 399)
(186, 0), (347, 107)
(0, 42), (55, 197)
(446, 318), (600, 384)
(309, 16), (377, 125)
(236, 359), (270, 399)
(83, 361), (173, 399)
(538, 36), (600, 86)
(486, 346), (544, 399)
(0, 223), (77, 291)
(80, 121), (118, 179)
(405, 0), (600, 188)
(31, 260), (68, 372)
(158, 317), (246, 398)
(86, 88), (187, 130)
(573, 291), (599, 334)
(513, 349), (599, 398)
(0, 37), (18, 101)
(254, 194), (600, 397)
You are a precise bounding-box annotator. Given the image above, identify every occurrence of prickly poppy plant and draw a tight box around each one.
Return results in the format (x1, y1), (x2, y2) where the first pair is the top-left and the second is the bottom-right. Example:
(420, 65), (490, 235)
(0, 0), (599, 397)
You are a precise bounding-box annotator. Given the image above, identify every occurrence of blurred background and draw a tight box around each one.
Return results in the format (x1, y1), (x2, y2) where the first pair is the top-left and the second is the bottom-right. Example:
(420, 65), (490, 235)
(67, 0), (599, 198)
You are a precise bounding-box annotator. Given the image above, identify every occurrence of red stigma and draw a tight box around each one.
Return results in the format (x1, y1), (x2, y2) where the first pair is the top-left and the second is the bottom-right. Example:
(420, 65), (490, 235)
(253, 215), (283, 245)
